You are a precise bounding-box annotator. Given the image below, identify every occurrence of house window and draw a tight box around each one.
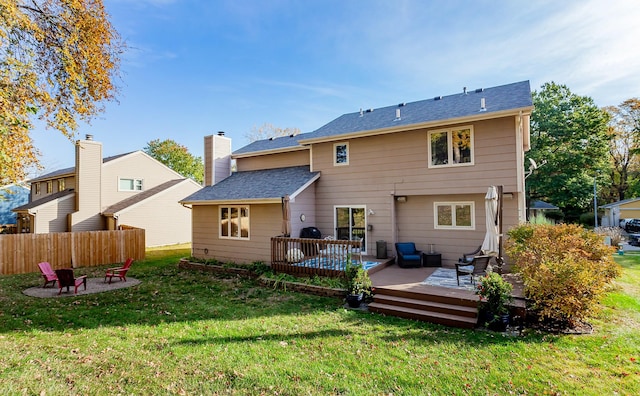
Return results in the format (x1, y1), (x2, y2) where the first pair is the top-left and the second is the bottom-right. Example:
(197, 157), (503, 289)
(34, 183), (40, 195)
(46, 181), (52, 194)
(334, 142), (349, 166)
(434, 202), (475, 229)
(428, 127), (473, 167)
(58, 179), (65, 191)
(220, 206), (250, 239)
(119, 178), (143, 191)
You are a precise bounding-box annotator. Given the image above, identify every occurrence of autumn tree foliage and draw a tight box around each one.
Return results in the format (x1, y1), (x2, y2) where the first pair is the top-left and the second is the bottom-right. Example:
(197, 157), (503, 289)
(144, 139), (204, 184)
(0, 0), (123, 184)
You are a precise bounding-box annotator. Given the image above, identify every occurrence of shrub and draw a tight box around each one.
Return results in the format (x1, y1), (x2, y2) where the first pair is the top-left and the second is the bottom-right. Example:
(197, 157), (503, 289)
(506, 223), (621, 327)
(476, 272), (513, 315)
(529, 212), (554, 225)
(594, 226), (623, 247)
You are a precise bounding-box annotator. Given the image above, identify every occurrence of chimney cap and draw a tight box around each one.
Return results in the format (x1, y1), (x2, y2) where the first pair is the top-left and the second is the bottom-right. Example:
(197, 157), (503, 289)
(85, 134), (93, 140)
(217, 131), (225, 136)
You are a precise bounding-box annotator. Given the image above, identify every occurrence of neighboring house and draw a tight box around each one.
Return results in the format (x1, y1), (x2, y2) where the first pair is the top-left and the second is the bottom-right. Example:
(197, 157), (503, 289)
(181, 81), (534, 266)
(12, 136), (202, 246)
(528, 200), (559, 221)
(0, 183), (30, 229)
(600, 198), (640, 227)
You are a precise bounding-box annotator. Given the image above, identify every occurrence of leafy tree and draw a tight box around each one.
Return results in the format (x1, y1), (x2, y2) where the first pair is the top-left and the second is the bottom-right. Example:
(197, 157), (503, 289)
(528, 82), (611, 222)
(0, 0), (124, 185)
(245, 123), (301, 142)
(603, 99), (640, 201)
(144, 139), (204, 184)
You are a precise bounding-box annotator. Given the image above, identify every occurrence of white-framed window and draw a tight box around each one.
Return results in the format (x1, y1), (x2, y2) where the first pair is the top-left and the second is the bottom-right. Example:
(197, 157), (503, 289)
(46, 181), (52, 194)
(434, 202), (475, 230)
(220, 206), (250, 239)
(333, 142), (349, 166)
(119, 178), (143, 191)
(58, 178), (65, 191)
(428, 126), (474, 167)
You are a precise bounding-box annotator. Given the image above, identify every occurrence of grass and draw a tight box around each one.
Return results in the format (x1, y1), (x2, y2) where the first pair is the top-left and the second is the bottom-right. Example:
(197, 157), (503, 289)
(0, 247), (638, 395)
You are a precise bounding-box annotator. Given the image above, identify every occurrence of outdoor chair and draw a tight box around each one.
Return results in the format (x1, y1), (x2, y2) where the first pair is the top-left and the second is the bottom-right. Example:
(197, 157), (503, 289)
(395, 242), (422, 268)
(104, 258), (134, 284)
(459, 245), (482, 264)
(37, 262), (58, 288)
(455, 255), (491, 286)
(54, 269), (87, 295)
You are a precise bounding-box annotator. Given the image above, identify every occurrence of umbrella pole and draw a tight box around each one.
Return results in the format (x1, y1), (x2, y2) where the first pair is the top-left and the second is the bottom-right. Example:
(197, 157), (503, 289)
(496, 185), (504, 273)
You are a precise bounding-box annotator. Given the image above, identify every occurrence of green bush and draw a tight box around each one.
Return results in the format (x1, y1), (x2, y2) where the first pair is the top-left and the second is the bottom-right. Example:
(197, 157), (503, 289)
(506, 223), (621, 327)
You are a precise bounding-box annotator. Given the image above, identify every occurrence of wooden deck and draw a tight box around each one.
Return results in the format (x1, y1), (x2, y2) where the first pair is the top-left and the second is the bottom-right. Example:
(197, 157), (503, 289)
(366, 260), (526, 329)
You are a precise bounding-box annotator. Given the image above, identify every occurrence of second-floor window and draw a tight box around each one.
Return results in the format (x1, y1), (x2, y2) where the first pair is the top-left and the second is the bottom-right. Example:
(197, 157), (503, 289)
(58, 179), (65, 191)
(119, 178), (143, 191)
(428, 126), (473, 167)
(46, 181), (52, 194)
(334, 142), (349, 166)
(34, 183), (40, 195)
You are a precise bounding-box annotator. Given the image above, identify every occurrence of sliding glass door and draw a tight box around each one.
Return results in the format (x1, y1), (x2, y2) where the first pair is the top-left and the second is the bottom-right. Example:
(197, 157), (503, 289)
(335, 206), (366, 253)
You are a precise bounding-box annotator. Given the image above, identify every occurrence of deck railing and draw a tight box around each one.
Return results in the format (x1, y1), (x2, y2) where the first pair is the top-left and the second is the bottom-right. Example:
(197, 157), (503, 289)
(271, 237), (362, 277)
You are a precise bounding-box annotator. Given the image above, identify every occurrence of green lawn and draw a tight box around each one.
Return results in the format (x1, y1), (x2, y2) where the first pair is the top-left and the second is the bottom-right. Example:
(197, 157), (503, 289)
(0, 247), (638, 395)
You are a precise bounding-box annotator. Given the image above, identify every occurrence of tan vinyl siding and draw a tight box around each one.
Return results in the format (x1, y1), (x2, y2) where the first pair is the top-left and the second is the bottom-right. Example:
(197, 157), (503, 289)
(191, 203), (281, 264)
(311, 117), (520, 196)
(290, 183), (316, 238)
(236, 150), (310, 172)
(33, 195), (75, 233)
(101, 152), (184, 209)
(394, 193), (520, 266)
(31, 176), (76, 202)
(114, 181), (199, 247)
(71, 140), (103, 231)
(309, 116), (524, 261)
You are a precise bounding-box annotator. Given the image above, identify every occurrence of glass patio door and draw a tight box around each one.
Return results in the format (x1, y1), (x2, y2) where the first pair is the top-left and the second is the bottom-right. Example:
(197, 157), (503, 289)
(335, 206), (366, 253)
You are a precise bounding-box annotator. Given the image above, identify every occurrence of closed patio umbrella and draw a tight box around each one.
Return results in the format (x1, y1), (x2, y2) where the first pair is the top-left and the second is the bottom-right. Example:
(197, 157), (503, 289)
(481, 186), (500, 256)
(281, 195), (291, 237)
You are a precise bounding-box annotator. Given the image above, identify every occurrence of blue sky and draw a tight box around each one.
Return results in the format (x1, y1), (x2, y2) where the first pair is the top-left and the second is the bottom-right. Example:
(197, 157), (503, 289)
(31, 0), (640, 173)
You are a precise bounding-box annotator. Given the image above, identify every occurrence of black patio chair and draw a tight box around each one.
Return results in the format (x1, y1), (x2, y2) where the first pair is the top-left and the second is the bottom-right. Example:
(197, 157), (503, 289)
(455, 255), (491, 286)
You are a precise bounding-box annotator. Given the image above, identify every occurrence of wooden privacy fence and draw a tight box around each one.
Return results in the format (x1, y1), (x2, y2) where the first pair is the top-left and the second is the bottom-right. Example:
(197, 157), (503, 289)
(271, 236), (362, 277)
(0, 228), (145, 275)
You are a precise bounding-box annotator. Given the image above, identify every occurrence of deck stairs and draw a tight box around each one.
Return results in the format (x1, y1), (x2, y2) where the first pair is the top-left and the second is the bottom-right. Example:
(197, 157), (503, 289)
(368, 285), (479, 329)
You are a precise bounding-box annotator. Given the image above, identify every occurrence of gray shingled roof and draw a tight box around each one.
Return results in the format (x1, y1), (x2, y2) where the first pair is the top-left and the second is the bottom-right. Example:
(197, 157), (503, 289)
(181, 166), (319, 203)
(529, 200), (559, 210)
(233, 133), (312, 156)
(301, 81), (532, 141)
(30, 152), (134, 182)
(102, 179), (186, 215)
(12, 189), (75, 212)
(233, 81), (533, 157)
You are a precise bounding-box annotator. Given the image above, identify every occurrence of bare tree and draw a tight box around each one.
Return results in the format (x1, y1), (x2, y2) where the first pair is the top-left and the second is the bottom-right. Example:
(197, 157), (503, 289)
(244, 123), (300, 142)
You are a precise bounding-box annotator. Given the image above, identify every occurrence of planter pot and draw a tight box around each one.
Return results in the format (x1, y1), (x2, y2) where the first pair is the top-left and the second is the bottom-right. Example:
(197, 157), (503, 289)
(346, 293), (363, 308)
(488, 314), (510, 332)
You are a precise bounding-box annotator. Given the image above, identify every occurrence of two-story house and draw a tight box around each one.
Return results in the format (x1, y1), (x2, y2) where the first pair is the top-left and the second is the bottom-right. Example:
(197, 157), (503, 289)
(13, 136), (202, 246)
(181, 81), (533, 266)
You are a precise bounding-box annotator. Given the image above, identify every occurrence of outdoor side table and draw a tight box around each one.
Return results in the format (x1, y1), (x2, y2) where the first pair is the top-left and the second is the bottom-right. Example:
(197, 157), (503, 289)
(422, 252), (442, 267)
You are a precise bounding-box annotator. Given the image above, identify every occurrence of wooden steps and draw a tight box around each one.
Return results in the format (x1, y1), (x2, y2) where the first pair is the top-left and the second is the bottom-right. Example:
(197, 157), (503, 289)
(368, 286), (479, 329)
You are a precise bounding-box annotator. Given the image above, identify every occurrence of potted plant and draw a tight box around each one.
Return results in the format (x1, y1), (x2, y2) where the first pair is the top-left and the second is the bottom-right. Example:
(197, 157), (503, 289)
(343, 256), (373, 308)
(476, 272), (513, 331)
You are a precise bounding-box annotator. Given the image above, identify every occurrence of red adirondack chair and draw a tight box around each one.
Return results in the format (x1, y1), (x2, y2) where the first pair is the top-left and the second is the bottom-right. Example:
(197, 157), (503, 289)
(104, 258), (134, 284)
(54, 269), (87, 295)
(37, 262), (58, 288)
